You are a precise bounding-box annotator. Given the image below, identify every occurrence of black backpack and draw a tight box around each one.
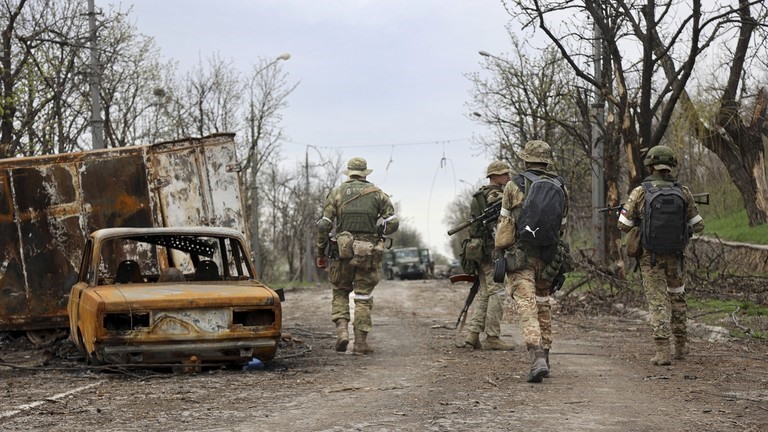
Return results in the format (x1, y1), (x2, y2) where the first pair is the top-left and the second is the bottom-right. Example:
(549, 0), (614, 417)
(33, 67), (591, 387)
(641, 181), (690, 254)
(513, 171), (566, 252)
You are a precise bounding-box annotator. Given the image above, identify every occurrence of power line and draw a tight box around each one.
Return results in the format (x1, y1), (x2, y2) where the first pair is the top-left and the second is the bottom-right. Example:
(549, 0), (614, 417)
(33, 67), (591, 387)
(284, 138), (472, 149)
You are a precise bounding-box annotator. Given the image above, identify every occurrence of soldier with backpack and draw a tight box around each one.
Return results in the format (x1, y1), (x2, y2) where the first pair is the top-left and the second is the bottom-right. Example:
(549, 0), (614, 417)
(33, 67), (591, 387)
(617, 145), (704, 366)
(494, 140), (571, 383)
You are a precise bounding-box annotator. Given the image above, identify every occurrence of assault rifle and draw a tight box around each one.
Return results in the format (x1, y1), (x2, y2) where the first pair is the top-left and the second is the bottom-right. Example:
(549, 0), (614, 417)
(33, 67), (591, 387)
(597, 192), (710, 214)
(447, 200), (502, 236)
(323, 234), (339, 259)
(448, 273), (480, 331)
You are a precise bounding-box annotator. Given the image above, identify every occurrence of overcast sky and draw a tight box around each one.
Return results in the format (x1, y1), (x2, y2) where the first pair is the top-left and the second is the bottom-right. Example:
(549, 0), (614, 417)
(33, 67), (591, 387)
(127, 0), (518, 258)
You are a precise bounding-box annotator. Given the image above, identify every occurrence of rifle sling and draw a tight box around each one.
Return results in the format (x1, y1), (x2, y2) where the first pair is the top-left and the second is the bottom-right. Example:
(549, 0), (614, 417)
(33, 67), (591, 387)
(340, 186), (381, 209)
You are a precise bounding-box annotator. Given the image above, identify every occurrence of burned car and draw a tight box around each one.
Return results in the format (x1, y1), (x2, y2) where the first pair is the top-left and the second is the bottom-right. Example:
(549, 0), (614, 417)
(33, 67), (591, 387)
(67, 227), (282, 366)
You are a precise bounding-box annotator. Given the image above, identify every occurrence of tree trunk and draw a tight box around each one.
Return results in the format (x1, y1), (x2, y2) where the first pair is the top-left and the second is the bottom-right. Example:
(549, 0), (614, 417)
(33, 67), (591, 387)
(699, 89), (768, 226)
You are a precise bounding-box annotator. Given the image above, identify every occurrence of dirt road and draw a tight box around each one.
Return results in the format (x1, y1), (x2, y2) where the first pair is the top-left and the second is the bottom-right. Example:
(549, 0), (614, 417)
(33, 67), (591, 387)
(1, 278), (766, 431)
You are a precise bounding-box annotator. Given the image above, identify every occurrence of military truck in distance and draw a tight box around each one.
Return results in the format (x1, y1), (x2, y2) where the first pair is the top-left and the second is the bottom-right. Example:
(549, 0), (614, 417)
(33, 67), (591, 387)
(383, 247), (433, 280)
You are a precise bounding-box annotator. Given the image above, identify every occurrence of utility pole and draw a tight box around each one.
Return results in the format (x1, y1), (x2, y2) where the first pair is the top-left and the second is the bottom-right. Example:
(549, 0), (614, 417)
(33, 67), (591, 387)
(591, 2), (606, 264)
(304, 148), (313, 282)
(88, 0), (104, 149)
(248, 53), (290, 279)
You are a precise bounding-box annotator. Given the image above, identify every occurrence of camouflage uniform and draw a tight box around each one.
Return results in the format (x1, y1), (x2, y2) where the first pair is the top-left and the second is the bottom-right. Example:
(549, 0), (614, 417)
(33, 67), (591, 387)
(467, 261), (507, 340)
(618, 148), (704, 364)
(495, 140), (569, 383)
(316, 157), (398, 354)
(500, 170), (568, 349)
(464, 161), (513, 350)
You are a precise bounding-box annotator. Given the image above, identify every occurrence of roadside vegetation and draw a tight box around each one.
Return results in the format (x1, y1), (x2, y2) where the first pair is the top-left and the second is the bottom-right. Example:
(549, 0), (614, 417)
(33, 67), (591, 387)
(701, 210), (768, 244)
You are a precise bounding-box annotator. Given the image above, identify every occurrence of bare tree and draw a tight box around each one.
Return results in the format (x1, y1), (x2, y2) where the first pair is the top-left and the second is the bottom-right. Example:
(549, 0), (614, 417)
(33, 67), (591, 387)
(444, 186), (475, 259)
(240, 56), (298, 278)
(676, 2), (768, 225)
(0, 0), (98, 157)
(0, 0), (169, 157)
(170, 53), (243, 139)
(97, 6), (170, 148)
(466, 31), (596, 243)
(502, 0), (766, 223)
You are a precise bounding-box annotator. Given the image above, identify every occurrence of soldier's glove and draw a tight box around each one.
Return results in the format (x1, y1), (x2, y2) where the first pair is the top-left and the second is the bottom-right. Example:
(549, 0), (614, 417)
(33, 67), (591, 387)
(316, 256), (328, 269)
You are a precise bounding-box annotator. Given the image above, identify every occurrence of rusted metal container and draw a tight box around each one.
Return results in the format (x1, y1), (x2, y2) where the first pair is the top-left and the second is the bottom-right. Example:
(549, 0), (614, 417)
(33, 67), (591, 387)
(0, 134), (247, 332)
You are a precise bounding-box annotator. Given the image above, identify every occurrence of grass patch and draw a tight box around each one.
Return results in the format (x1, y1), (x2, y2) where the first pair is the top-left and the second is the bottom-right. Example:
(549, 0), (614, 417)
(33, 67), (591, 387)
(687, 297), (768, 339)
(700, 209), (768, 244)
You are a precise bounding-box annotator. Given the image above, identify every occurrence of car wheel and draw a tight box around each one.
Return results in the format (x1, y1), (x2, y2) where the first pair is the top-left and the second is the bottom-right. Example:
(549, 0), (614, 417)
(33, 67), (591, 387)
(26, 329), (65, 347)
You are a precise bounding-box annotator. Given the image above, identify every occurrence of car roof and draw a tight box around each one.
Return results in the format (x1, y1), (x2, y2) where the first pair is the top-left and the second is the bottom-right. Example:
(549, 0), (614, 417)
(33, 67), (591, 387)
(90, 227), (246, 242)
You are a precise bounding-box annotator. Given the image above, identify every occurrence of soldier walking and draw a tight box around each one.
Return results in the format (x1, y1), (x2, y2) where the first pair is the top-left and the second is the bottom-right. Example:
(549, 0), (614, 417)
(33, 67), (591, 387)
(495, 140), (570, 383)
(460, 160), (515, 351)
(316, 157), (399, 355)
(617, 145), (704, 365)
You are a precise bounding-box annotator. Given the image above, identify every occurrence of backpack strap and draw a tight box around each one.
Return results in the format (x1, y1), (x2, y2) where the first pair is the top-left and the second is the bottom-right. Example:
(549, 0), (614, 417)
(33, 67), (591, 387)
(521, 171), (540, 183)
(512, 174), (526, 193)
(522, 170), (564, 189)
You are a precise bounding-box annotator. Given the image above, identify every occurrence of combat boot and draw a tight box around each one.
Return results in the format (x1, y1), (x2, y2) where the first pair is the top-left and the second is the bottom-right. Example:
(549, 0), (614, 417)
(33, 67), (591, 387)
(543, 348), (551, 378)
(526, 345), (549, 383)
(463, 331), (481, 350)
(650, 339), (671, 365)
(353, 329), (374, 355)
(484, 336), (513, 351)
(674, 336), (688, 360)
(335, 319), (349, 352)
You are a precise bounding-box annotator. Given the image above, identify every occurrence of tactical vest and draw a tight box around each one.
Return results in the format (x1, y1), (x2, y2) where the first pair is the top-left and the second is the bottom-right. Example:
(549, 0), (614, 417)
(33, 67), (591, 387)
(468, 185), (497, 240)
(336, 181), (380, 234)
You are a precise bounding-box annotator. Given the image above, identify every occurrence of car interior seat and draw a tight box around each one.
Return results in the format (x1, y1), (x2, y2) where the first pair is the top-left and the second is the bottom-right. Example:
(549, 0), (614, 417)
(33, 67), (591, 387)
(115, 259), (143, 284)
(194, 260), (220, 281)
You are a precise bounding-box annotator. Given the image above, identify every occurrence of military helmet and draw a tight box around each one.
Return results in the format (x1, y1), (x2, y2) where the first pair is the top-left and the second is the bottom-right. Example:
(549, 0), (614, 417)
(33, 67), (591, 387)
(343, 157), (373, 176)
(644, 145), (677, 170)
(519, 140), (553, 165)
(486, 160), (510, 178)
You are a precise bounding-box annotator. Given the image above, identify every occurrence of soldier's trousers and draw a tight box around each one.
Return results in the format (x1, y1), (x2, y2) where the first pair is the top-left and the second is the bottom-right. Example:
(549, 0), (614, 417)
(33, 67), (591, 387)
(329, 259), (379, 333)
(505, 256), (553, 349)
(467, 260), (506, 337)
(640, 253), (687, 340)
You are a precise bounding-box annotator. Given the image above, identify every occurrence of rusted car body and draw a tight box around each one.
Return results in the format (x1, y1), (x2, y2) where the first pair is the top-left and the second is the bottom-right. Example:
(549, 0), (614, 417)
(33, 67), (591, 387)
(68, 227), (281, 365)
(0, 134), (246, 334)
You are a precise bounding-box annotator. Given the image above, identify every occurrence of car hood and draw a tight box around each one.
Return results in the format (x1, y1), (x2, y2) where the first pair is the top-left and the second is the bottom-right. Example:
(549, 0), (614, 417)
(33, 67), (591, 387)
(86, 281), (279, 311)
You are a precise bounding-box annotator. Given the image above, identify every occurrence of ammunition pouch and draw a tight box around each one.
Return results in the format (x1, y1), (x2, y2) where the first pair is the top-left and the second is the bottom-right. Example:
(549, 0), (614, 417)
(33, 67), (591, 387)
(459, 238), (478, 276)
(463, 237), (485, 262)
(337, 231), (354, 259)
(349, 237), (384, 269)
(504, 246), (528, 274)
